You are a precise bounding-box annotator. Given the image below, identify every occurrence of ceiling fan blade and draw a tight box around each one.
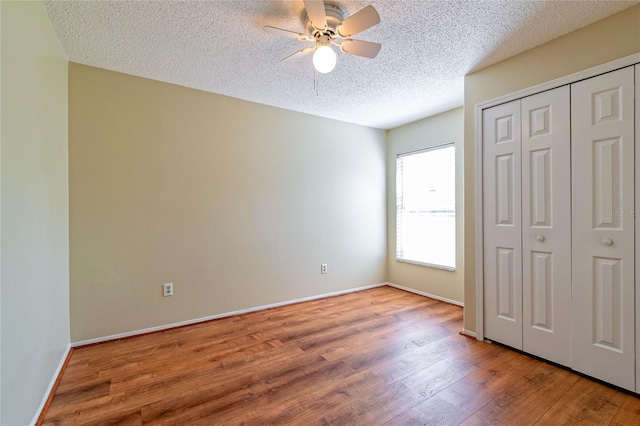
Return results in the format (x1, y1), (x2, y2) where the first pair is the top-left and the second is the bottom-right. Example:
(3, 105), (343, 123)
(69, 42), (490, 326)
(303, 0), (327, 30)
(337, 5), (380, 38)
(281, 47), (314, 62)
(340, 39), (381, 59)
(264, 26), (309, 41)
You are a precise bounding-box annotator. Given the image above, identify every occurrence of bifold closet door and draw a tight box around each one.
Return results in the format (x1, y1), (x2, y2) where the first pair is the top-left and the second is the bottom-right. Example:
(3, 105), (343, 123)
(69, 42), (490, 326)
(521, 86), (571, 367)
(483, 100), (522, 349)
(571, 66), (635, 392)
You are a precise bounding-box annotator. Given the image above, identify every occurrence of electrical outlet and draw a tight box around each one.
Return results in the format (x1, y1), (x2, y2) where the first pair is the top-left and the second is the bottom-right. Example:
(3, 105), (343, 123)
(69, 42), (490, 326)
(163, 283), (173, 297)
(321, 264), (328, 274)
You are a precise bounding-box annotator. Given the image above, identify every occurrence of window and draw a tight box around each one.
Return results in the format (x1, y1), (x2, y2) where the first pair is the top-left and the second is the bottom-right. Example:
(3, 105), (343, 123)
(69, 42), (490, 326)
(396, 144), (456, 270)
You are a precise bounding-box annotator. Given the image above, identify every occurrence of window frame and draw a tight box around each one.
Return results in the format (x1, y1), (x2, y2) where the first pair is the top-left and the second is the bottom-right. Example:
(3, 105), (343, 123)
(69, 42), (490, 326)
(395, 142), (456, 271)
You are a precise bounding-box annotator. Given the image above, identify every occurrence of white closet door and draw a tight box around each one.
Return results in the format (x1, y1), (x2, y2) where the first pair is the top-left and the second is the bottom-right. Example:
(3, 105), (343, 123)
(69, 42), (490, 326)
(521, 86), (571, 366)
(483, 100), (522, 349)
(571, 66), (635, 391)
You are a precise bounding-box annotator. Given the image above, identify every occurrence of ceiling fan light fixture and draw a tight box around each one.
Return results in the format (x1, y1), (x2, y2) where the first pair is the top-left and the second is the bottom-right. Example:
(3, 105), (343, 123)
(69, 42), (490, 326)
(265, 1), (381, 75)
(312, 45), (337, 74)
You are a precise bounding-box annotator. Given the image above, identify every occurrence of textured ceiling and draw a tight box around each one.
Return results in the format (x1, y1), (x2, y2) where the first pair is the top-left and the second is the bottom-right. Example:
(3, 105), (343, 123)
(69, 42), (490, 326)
(44, 0), (638, 130)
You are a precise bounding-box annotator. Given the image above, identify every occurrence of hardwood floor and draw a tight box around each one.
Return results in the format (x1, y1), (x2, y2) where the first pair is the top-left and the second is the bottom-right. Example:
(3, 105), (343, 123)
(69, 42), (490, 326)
(41, 286), (640, 425)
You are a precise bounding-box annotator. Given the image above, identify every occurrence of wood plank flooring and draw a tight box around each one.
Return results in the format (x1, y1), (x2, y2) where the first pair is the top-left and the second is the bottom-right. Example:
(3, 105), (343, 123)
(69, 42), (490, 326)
(41, 286), (640, 425)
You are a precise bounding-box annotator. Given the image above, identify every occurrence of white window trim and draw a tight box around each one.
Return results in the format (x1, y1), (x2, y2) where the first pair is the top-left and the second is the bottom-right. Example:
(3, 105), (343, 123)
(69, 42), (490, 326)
(396, 258), (456, 272)
(396, 142), (456, 271)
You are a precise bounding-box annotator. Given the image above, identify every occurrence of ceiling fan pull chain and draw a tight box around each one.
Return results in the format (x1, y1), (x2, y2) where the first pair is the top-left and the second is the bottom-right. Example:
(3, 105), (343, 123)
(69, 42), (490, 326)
(314, 69), (319, 96)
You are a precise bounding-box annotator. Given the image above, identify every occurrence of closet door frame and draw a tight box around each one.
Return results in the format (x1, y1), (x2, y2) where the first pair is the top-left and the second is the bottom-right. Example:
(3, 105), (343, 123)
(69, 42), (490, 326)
(474, 53), (640, 341)
(635, 64), (640, 391)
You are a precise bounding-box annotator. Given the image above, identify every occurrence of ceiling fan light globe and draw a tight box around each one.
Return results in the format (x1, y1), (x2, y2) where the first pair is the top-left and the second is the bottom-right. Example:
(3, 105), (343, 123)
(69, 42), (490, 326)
(313, 45), (337, 74)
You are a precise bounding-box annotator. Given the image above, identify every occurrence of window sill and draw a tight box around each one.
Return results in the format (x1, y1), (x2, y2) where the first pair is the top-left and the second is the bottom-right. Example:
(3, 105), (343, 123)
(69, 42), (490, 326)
(396, 258), (456, 272)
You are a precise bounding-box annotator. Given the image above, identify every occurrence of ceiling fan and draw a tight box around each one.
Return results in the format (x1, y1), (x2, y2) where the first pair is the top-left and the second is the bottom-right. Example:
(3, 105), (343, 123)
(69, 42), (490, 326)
(264, 0), (381, 74)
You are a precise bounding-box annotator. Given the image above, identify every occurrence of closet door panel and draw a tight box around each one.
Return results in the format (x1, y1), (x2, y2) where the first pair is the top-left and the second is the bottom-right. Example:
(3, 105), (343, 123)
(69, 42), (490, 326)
(483, 100), (523, 349)
(571, 66), (635, 391)
(521, 86), (571, 367)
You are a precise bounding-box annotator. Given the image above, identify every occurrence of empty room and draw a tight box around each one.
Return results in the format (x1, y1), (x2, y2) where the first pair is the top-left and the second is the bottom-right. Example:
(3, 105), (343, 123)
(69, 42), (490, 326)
(2, 0), (640, 424)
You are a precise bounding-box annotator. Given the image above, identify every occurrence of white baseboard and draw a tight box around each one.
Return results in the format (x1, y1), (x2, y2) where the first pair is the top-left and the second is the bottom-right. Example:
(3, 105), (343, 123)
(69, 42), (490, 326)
(31, 343), (71, 426)
(43, 282), (465, 422)
(72, 283), (388, 347)
(461, 328), (477, 338)
(387, 282), (464, 307)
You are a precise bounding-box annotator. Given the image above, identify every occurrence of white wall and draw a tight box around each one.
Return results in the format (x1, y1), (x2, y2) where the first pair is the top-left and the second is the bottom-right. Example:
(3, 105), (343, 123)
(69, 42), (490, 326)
(0, 1), (70, 424)
(386, 108), (464, 303)
(69, 64), (387, 342)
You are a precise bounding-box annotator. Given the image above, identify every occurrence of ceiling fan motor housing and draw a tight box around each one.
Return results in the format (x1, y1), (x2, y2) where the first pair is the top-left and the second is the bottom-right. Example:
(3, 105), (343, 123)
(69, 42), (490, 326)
(304, 3), (345, 41)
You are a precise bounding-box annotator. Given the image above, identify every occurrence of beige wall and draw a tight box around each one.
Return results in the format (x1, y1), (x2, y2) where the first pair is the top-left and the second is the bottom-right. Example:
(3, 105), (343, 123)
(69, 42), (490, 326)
(463, 5), (640, 333)
(69, 64), (387, 342)
(386, 108), (464, 303)
(1, 1), (70, 424)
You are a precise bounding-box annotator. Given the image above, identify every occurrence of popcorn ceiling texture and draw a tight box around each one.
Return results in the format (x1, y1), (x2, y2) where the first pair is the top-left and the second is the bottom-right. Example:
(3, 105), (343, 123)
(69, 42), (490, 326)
(44, 0), (637, 130)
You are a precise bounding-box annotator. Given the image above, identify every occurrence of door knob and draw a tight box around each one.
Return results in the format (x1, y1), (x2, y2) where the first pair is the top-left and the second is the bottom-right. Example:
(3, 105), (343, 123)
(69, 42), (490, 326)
(536, 234), (545, 242)
(602, 238), (613, 246)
